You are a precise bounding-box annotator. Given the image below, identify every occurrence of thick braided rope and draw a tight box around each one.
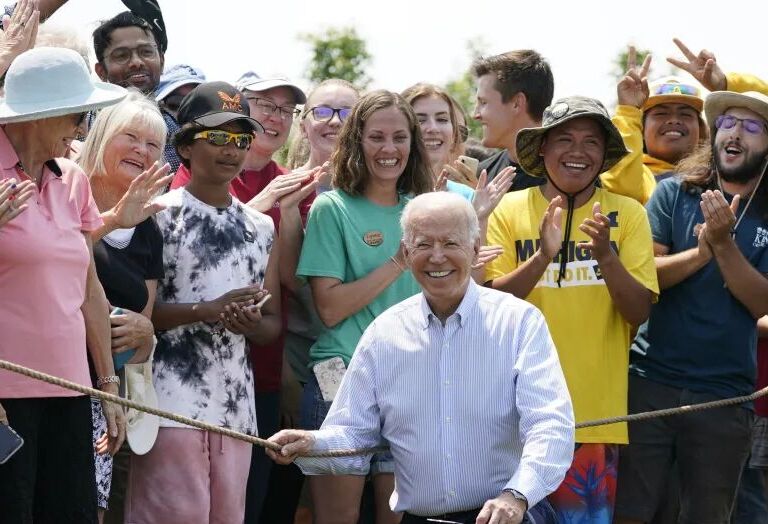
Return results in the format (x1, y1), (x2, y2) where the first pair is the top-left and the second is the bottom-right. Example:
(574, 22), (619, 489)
(3, 359), (768, 458)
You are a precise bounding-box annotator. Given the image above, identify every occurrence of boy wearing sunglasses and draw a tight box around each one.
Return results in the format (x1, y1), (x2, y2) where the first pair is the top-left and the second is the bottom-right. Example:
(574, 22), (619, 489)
(614, 90), (768, 524)
(129, 81), (283, 523)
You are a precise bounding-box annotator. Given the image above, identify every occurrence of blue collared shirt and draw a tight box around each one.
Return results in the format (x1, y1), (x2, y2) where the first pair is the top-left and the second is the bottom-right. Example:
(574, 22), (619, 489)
(296, 280), (574, 515)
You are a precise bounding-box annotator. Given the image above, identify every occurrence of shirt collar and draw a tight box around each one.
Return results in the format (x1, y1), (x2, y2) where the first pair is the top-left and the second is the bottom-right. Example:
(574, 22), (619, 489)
(0, 126), (20, 171)
(419, 279), (480, 329)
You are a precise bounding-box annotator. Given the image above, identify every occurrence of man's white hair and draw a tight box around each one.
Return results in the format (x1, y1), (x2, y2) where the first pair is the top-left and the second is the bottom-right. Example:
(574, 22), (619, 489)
(401, 191), (480, 246)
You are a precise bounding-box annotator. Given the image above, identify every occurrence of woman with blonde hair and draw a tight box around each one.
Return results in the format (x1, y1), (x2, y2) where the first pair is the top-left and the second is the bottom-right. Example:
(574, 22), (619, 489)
(79, 89), (172, 520)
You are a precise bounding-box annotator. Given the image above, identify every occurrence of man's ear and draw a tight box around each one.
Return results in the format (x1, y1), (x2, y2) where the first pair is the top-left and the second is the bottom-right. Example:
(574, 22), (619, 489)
(177, 143), (192, 163)
(94, 62), (108, 82)
(510, 91), (528, 112)
(539, 135), (547, 157)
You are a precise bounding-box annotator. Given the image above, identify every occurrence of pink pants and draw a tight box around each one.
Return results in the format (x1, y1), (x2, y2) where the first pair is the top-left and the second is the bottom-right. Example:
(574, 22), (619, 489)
(125, 427), (252, 524)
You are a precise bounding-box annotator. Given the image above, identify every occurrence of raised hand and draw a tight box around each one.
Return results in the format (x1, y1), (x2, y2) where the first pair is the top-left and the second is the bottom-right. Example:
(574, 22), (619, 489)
(472, 245), (504, 270)
(472, 167), (514, 221)
(279, 166), (323, 209)
(247, 170), (313, 213)
(617, 46), (652, 108)
(0, 0), (40, 75)
(540, 196), (563, 260)
(578, 202), (614, 261)
(700, 190), (739, 247)
(667, 38), (727, 92)
(443, 158), (479, 187)
(0, 178), (34, 228)
(109, 162), (172, 228)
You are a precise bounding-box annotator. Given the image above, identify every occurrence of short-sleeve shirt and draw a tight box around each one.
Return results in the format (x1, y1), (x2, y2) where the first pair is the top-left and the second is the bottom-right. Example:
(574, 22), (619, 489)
(94, 218), (164, 313)
(171, 162), (314, 392)
(297, 190), (421, 367)
(486, 187), (659, 443)
(152, 188), (274, 434)
(478, 150), (544, 192)
(0, 132), (102, 397)
(630, 177), (768, 399)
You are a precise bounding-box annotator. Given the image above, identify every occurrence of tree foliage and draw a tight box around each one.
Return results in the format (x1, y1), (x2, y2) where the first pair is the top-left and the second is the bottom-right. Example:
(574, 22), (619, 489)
(300, 27), (372, 88)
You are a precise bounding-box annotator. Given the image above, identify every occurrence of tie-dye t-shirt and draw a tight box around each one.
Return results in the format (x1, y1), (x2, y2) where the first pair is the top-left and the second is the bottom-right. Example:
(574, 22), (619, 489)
(153, 188), (274, 435)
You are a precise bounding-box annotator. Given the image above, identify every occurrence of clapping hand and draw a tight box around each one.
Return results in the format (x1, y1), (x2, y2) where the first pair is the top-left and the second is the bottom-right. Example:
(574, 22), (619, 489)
(539, 196), (564, 260)
(472, 245), (504, 270)
(667, 37), (727, 92)
(109, 162), (172, 228)
(472, 167), (515, 221)
(0, 178), (34, 228)
(700, 190), (739, 248)
(248, 170), (314, 213)
(578, 202), (614, 262)
(617, 46), (652, 108)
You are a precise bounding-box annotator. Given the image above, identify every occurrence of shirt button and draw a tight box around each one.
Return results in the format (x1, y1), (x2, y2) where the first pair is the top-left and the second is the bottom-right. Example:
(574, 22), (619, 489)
(449, 490), (456, 497)
(445, 417), (451, 423)
(444, 379), (450, 386)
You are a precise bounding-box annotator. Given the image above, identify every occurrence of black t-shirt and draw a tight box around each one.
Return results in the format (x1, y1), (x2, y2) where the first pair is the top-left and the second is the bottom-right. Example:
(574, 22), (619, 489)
(479, 150), (545, 192)
(94, 217), (164, 313)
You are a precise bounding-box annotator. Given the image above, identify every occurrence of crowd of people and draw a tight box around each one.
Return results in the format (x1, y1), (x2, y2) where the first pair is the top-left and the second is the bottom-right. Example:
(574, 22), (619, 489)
(1, 1), (768, 524)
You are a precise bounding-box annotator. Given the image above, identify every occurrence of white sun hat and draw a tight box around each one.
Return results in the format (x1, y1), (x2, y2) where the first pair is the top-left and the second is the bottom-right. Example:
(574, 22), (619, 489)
(0, 47), (126, 124)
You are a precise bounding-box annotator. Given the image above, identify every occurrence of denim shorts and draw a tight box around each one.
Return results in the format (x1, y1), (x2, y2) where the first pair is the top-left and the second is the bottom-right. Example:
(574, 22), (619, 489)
(300, 373), (394, 475)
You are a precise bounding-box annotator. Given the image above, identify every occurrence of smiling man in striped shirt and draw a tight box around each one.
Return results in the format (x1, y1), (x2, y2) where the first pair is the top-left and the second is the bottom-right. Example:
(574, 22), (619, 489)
(268, 192), (574, 524)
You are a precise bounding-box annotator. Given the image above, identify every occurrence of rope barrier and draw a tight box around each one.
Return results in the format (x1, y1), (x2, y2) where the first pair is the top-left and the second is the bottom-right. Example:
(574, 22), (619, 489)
(2, 359), (768, 458)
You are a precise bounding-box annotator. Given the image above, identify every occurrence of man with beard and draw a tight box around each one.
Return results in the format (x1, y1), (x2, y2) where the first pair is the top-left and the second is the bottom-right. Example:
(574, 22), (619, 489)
(614, 91), (768, 524)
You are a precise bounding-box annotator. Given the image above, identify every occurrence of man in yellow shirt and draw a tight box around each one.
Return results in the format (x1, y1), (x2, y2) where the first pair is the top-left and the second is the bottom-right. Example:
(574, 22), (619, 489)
(486, 96), (659, 523)
(602, 39), (768, 205)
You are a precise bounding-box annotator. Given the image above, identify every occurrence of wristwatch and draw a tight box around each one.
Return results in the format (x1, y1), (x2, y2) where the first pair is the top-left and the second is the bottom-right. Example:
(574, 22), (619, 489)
(501, 488), (528, 510)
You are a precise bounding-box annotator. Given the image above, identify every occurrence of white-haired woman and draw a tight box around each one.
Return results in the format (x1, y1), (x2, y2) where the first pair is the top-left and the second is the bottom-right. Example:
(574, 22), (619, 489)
(78, 89), (171, 521)
(0, 47), (126, 522)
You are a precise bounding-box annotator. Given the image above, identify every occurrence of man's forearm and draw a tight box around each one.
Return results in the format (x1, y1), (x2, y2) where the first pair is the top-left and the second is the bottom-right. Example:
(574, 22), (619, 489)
(490, 249), (549, 298)
(655, 247), (710, 290)
(598, 253), (652, 326)
(712, 239), (768, 318)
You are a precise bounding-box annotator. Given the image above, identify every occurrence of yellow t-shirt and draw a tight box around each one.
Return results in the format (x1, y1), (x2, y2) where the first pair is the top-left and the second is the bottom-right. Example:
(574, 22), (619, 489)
(485, 187), (659, 444)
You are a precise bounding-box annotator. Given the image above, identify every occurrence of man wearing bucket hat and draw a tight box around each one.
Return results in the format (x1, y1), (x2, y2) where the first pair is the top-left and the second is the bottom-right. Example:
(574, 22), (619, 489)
(614, 90), (768, 524)
(485, 96), (659, 523)
(0, 47), (127, 522)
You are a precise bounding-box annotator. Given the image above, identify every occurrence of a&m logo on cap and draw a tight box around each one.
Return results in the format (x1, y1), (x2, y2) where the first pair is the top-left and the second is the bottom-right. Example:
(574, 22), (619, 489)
(218, 91), (242, 112)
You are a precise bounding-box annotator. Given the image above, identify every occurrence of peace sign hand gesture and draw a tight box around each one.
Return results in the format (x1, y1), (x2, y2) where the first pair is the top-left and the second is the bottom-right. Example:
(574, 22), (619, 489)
(617, 46), (652, 108)
(667, 38), (727, 92)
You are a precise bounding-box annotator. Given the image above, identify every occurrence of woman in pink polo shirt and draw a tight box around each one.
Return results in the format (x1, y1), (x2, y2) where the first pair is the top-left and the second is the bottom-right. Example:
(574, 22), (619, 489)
(0, 47), (127, 522)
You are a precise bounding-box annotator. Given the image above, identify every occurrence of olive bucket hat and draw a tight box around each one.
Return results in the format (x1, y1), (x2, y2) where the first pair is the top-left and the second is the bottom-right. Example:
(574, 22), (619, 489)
(516, 95), (629, 178)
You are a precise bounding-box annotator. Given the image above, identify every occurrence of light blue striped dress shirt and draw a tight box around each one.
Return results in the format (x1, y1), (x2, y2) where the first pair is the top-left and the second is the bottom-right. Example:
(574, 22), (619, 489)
(296, 280), (575, 516)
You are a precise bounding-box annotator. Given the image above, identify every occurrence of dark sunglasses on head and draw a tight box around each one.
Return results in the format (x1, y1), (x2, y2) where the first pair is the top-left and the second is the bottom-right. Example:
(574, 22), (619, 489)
(193, 130), (254, 149)
(715, 115), (768, 135)
(308, 106), (351, 123)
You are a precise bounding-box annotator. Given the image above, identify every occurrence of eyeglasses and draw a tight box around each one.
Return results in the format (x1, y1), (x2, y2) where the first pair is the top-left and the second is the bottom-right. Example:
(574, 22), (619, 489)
(246, 97), (300, 120)
(652, 83), (699, 97)
(193, 130), (254, 149)
(308, 106), (351, 123)
(714, 115), (768, 135)
(106, 44), (160, 65)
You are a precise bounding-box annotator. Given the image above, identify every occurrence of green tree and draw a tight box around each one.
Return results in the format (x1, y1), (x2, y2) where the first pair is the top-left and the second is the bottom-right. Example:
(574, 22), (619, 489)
(300, 27), (372, 87)
(444, 38), (488, 140)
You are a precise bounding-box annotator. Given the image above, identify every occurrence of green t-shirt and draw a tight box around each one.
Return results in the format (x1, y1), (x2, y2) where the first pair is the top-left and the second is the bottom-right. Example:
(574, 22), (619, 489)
(297, 189), (420, 367)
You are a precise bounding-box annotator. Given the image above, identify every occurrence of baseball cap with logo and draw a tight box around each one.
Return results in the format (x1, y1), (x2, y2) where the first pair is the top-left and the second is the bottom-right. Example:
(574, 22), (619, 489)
(643, 76), (704, 113)
(176, 81), (264, 133)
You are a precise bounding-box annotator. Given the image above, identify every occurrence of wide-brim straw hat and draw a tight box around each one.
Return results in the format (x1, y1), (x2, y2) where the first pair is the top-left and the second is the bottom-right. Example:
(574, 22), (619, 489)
(0, 47), (126, 124)
(516, 95), (629, 178)
(705, 91), (768, 133)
